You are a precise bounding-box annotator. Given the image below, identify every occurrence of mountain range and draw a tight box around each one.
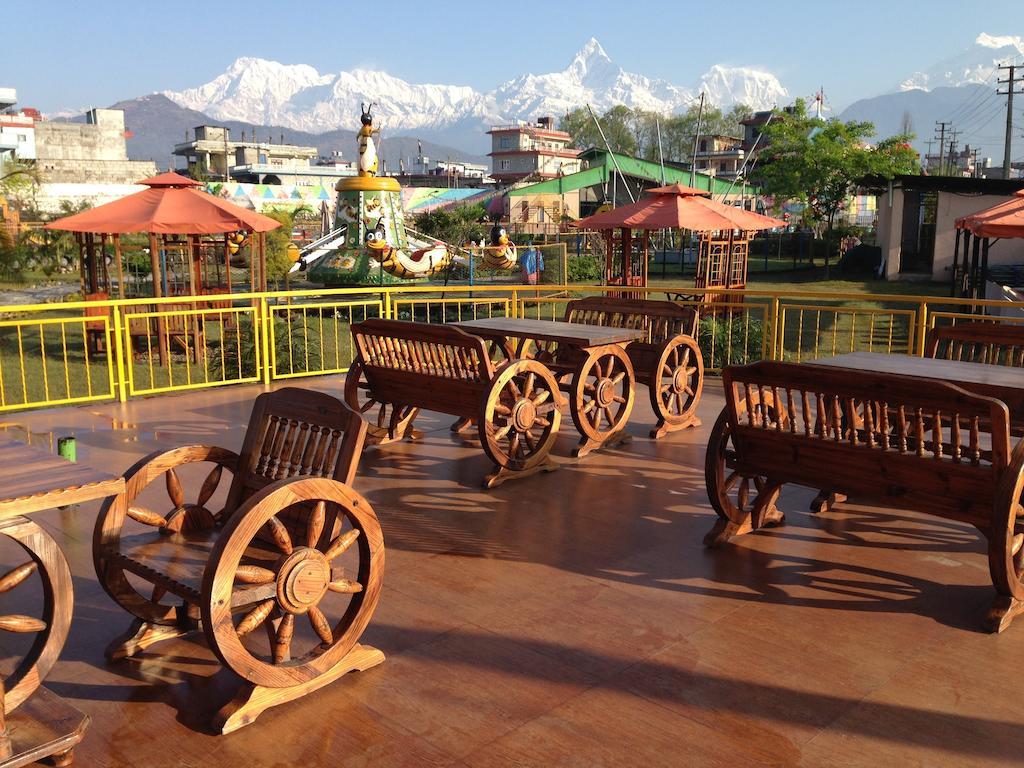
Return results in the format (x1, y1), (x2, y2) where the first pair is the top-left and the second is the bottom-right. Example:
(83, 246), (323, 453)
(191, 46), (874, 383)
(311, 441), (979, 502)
(56, 32), (1024, 170)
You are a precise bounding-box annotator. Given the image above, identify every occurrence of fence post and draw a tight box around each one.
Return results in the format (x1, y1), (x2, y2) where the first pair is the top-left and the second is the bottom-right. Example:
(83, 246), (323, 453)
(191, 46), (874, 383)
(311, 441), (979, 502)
(915, 302), (928, 357)
(560, 242), (568, 287)
(511, 289), (519, 319)
(768, 297), (781, 360)
(260, 297), (272, 386)
(111, 303), (128, 402)
(383, 291), (392, 320)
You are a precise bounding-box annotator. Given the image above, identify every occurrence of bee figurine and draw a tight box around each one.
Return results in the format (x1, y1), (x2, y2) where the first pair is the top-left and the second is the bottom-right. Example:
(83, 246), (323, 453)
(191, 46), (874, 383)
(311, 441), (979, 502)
(358, 102), (378, 177)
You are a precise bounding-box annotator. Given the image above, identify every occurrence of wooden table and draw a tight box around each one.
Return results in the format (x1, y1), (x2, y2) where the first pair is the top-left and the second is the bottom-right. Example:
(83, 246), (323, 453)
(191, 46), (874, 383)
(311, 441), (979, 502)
(810, 352), (1024, 423)
(457, 318), (646, 458)
(0, 437), (124, 767)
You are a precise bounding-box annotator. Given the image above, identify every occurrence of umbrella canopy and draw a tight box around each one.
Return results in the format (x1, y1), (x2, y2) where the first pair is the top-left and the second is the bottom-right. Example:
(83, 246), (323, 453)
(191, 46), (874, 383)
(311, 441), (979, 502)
(44, 172), (282, 235)
(956, 190), (1024, 239)
(573, 185), (786, 232)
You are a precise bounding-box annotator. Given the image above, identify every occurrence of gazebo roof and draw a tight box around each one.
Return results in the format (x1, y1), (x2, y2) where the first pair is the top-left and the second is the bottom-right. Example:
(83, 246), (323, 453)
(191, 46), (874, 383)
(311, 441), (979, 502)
(956, 191), (1024, 239)
(44, 173), (281, 235)
(573, 185), (785, 232)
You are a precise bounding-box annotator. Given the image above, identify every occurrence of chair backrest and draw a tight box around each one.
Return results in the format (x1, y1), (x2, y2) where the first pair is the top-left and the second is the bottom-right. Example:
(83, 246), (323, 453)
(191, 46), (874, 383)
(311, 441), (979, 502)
(227, 387), (367, 510)
(721, 361), (1010, 522)
(350, 319), (494, 415)
(926, 322), (1024, 367)
(565, 296), (697, 344)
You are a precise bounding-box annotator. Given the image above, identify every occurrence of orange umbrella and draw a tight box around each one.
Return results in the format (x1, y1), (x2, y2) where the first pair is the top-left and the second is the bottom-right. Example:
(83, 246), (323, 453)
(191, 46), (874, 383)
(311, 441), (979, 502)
(44, 172), (281, 234)
(956, 190), (1024, 239)
(574, 184), (785, 232)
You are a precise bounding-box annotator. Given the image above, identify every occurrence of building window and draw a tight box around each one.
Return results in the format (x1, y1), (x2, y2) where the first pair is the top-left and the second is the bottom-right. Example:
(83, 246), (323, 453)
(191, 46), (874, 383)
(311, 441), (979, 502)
(719, 162), (727, 172)
(499, 159), (512, 171)
(699, 140), (707, 152)
(16, 134), (26, 142)
(499, 136), (511, 149)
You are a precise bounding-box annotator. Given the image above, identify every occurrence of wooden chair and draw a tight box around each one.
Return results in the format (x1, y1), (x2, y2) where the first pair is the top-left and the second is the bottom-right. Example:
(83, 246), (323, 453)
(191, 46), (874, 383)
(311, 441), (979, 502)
(705, 360), (1024, 633)
(93, 387), (385, 733)
(345, 319), (563, 488)
(558, 296), (704, 438)
(83, 292), (110, 355)
(926, 322), (1024, 367)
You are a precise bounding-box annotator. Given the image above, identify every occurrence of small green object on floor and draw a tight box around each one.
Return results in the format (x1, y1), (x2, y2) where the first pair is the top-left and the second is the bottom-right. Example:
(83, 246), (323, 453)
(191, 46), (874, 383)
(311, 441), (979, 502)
(57, 436), (76, 463)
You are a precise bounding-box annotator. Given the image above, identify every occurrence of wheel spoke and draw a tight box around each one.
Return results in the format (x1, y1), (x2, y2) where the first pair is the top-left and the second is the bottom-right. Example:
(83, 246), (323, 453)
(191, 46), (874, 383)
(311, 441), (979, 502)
(307, 500), (326, 548)
(166, 467), (185, 509)
(532, 389), (551, 407)
(0, 563), (39, 597)
(236, 599), (274, 637)
(234, 565), (276, 585)
(265, 516), (293, 555)
(583, 400), (597, 414)
(675, 392), (685, 413)
(359, 398), (378, 414)
(534, 416), (551, 428)
(523, 430), (536, 453)
(325, 528), (360, 561)
(197, 465), (223, 508)
(328, 578), (363, 594)
(613, 395), (626, 404)
(523, 372), (536, 398)
(0, 615), (46, 633)
(723, 470), (740, 491)
(273, 613), (294, 664)
(127, 504), (167, 528)
(662, 364), (673, 377)
(593, 407), (603, 431)
(612, 371), (625, 385)
(602, 406), (614, 426)
(494, 423), (513, 441)
(509, 433), (521, 458)
(1013, 533), (1024, 557)
(494, 403), (512, 416)
(307, 605), (334, 645)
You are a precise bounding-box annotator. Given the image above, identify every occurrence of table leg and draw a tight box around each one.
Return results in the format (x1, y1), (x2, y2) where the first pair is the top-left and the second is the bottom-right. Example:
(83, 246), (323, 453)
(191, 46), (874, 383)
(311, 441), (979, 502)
(567, 344), (636, 459)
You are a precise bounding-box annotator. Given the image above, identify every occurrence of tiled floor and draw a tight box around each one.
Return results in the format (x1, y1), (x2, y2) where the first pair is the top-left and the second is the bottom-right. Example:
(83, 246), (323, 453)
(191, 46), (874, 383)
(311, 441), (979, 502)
(2, 376), (1022, 767)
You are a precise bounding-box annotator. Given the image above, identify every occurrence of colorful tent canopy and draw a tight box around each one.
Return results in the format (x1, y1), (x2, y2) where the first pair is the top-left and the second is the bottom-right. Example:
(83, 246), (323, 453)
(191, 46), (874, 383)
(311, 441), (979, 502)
(573, 184), (785, 232)
(44, 172), (281, 234)
(956, 190), (1024, 239)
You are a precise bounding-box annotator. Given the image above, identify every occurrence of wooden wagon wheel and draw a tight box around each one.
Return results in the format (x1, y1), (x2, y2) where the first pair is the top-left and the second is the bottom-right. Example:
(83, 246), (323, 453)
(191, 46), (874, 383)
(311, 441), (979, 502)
(478, 360), (561, 483)
(569, 346), (635, 458)
(0, 519), (72, 714)
(344, 360), (418, 443)
(703, 402), (785, 548)
(93, 445), (237, 625)
(987, 441), (1024, 632)
(201, 477), (384, 690)
(649, 335), (704, 439)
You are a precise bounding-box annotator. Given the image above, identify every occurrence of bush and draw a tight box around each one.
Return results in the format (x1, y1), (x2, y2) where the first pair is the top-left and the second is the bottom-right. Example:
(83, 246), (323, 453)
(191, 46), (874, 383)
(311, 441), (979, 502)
(698, 315), (764, 369)
(567, 254), (602, 283)
(212, 313), (323, 378)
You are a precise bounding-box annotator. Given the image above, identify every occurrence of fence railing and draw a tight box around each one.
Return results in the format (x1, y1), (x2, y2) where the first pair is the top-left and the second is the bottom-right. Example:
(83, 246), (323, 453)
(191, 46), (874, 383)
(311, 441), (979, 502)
(0, 283), (1018, 413)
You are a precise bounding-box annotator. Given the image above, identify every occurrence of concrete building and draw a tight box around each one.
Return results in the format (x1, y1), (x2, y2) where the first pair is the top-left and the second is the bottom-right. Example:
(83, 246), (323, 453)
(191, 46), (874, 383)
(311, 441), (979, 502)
(694, 135), (745, 179)
(487, 117), (582, 184)
(875, 174), (1024, 282)
(173, 126), (357, 186)
(923, 144), (993, 178)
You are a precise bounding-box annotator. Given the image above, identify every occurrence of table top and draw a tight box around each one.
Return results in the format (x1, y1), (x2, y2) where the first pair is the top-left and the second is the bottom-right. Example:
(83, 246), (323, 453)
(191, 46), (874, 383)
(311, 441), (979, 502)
(457, 317), (645, 347)
(0, 437), (124, 519)
(809, 352), (1024, 391)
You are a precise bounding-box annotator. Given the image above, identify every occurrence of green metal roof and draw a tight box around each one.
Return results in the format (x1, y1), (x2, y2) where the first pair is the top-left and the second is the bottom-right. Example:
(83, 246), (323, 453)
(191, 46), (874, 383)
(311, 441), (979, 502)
(508, 148), (755, 197)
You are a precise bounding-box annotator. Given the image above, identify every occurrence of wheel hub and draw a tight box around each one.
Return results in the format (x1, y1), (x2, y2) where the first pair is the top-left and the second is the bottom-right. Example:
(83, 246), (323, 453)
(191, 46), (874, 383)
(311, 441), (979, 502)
(595, 378), (615, 408)
(277, 548), (331, 614)
(511, 398), (537, 431)
(671, 367), (688, 393)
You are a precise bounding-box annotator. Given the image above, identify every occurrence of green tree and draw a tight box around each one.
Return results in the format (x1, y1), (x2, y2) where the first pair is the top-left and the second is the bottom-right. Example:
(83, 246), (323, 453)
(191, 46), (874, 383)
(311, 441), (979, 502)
(261, 206), (311, 284)
(413, 203), (487, 247)
(756, 99), (918, 273)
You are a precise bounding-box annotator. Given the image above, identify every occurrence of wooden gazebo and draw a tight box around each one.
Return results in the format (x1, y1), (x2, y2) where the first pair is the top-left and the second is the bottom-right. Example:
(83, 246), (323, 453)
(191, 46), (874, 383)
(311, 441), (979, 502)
(573, 184), (786, 298)
(953, 191), (1024, 300)
(44, 172), (280, 300)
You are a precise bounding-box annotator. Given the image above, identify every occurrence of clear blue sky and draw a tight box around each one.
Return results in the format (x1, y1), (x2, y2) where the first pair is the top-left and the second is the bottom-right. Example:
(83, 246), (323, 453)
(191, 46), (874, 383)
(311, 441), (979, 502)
(6, 0), (1023, 113)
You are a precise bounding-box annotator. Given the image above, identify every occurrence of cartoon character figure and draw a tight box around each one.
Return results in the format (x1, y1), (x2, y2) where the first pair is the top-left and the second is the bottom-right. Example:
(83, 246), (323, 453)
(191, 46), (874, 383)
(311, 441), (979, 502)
(357, 102), (378, 177)
(484, 222), (517, 269)
(338, 202), (359, 222)
(364, 218), (393, 261)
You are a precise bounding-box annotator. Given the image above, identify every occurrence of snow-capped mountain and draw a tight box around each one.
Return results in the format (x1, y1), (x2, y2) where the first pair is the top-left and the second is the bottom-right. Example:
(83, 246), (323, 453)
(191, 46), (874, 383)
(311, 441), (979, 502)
(164, 37), (787, 138)
(899, 33), (1024, 91)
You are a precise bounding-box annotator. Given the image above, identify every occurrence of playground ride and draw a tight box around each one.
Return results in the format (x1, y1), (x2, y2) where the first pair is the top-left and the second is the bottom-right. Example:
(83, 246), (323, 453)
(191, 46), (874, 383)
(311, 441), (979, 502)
(482, 223), (518, 269)
(303, 104), (452, 286)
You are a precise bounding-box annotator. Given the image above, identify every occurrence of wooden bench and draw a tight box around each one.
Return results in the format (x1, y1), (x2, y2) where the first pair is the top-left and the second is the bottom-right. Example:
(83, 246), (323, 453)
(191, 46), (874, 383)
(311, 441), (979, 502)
(93, 387), (386, 732)
(704, 360), (1024, 633)
(926, 321), (1024, 367)
(346, 319), (564, 488)
(557, 296), (704, 438)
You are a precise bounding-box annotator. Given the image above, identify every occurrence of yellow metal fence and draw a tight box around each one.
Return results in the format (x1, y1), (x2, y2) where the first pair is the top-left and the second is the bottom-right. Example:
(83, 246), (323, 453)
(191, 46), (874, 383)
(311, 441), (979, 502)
(0, 284), (1018, 413)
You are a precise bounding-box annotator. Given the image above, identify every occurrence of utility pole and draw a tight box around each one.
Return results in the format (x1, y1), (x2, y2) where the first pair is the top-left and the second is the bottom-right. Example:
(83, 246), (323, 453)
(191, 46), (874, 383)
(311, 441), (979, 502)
(934, 121), (950, 176)
(997, 64), (1023, 179)
(948, 129), (960, 175)
(924, 138), (934, 171)
(690, 91), (706, 189)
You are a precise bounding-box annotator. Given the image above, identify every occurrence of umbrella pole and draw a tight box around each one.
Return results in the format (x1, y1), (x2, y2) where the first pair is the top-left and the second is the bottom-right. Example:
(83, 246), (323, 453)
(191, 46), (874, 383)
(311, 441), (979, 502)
(113, 234), (124, 299)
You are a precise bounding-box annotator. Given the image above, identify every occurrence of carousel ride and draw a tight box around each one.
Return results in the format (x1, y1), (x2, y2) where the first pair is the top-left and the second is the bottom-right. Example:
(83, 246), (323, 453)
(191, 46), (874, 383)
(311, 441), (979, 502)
(303, 104), (482, 286)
